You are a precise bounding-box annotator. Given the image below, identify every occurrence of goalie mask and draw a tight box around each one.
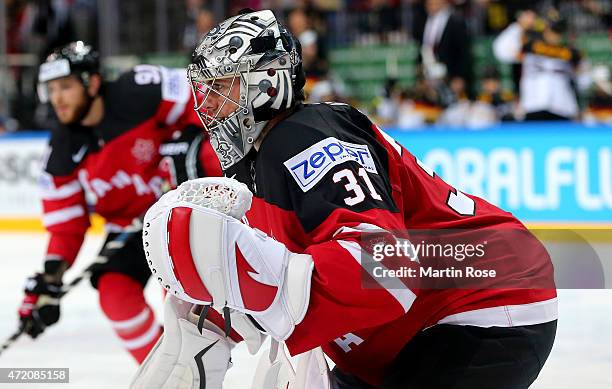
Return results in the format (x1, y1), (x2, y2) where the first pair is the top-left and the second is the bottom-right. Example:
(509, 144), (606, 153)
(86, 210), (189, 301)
(188, 9), (305, 170)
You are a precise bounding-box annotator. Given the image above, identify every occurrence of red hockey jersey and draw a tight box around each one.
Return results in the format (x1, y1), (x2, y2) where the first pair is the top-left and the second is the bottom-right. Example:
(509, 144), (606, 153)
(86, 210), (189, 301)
(40, 65), (220, 265)
(227, 102), (557, 386)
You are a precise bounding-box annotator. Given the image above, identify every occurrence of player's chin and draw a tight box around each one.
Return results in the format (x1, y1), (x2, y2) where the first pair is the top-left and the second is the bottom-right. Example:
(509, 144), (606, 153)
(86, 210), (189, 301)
(57, 114), (74, 125)
(57, 110), (78, 125)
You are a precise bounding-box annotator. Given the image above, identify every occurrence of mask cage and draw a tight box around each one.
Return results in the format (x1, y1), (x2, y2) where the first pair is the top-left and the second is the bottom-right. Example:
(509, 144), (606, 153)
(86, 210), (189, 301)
(188, 62), (251, 134)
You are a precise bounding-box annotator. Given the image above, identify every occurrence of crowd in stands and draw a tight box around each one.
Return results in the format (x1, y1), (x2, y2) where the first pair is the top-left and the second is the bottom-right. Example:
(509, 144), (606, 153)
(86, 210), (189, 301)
(1, 0), (611, 134)
(301, 0), (612, 128)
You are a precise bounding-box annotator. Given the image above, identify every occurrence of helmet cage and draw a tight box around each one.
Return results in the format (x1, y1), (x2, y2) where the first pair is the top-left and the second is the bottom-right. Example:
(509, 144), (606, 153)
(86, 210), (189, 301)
(188, 60), (251, 135)
(188, 59), (256, 170)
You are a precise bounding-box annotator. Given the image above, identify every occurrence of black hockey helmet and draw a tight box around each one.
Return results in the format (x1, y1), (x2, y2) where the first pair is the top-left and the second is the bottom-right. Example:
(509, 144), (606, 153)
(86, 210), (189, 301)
(37, 41), (100, 103)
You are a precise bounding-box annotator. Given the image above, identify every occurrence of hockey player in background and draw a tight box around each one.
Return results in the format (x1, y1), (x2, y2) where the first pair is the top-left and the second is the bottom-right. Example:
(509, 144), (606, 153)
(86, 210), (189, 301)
(136, 10), (557, 389)
(16, 41), (221, 363)
(493, 9), (585, 121)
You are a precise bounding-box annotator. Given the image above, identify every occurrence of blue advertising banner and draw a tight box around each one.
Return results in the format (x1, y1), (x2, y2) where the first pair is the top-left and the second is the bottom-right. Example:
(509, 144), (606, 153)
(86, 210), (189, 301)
(2, 124), (611, 223)
(386, 123), (612, 223)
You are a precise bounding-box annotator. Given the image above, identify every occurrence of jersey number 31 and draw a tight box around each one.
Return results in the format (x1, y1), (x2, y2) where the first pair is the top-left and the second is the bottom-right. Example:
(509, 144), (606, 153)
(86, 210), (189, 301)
(333, 168), (382, 206)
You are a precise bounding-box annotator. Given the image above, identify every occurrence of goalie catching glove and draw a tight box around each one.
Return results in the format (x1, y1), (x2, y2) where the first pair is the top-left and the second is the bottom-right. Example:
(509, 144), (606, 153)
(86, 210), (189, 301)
(142, 178), (314, 341)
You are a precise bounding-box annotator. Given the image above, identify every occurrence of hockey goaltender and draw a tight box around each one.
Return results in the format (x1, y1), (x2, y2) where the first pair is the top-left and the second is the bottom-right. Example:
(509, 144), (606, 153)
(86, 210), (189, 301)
(132, 9), (557, 389)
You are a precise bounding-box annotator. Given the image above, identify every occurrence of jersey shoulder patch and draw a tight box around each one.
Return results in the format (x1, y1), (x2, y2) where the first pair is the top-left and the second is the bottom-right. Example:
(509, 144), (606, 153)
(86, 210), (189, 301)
(283, 136), (378, 192)
(259, 103), (382, 193)
(159, 67), (191, 103)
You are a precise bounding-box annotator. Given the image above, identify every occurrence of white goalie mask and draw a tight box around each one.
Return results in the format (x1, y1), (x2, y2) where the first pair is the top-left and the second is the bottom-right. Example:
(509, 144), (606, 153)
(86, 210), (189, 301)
(188, 9), (305, 170)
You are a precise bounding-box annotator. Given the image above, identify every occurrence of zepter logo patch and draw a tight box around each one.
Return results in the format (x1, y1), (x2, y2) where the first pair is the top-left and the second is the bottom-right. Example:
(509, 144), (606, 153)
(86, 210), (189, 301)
(284, 137), (378, 192)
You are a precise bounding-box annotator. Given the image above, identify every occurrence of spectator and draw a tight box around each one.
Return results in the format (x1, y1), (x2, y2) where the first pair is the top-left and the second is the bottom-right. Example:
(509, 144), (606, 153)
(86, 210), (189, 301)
(410, 67), (443, 124)
(182, 0), (205, 51)
(414, 0), (473, 99)
(375, 78), (402, 126)
(437, 66), (513, 128)
(29, 0), (77, 59)
(0, 114), (19, 134)
(437, 100), (498, 129)
(0, 96), (19, 133)
(584, 64), (612, 124)
(477, 66), (516, 121)
(375, 77), (434, 130)
(494, 8), (584, 121)
(437, 96), (473, 127)
(363, 0), (401, 42)
(308, 77), (346, 103)
(396, 89), (427, 130)
(559, 0), (612, 34)
(287, 7), (327, 79)
(195, 10), (215, 43)
(183, 6), (215, 56)
(6, 0), (28, 54)
(471, 0), (549, 35)
(494, 8), (551, 95)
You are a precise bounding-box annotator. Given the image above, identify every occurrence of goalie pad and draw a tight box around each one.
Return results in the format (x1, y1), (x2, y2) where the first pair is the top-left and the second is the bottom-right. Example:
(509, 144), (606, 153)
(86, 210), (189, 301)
(130, 295), (233, 389)
(143, 177), (314, 341)
(251, 342), (332, 389)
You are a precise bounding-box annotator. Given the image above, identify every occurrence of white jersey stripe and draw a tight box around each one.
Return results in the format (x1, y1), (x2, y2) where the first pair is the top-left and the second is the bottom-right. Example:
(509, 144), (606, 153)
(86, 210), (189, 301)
(338, 234), (558, 328)
(166, 101), (186, 125)
(42, 205), (86, 227)
(436, 297), (558, 328)
(333, 223), (389, 238)
(338, 239), (416, 313)
(40, 179), (82, 200)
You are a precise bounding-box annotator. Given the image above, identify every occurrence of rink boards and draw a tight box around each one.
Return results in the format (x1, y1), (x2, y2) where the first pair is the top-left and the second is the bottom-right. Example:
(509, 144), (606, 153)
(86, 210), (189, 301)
(0, 122), (611, 232)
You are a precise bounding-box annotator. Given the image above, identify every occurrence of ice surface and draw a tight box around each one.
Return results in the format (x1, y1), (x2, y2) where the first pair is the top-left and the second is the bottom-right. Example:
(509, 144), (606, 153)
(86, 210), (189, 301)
(0, 233), (610, 388)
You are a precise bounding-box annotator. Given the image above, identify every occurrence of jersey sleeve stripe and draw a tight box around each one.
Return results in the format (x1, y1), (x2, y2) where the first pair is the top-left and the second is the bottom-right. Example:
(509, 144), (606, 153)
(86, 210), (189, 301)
(42, 205), (86, 227)
(165, 100), (187, 125)
(332, 223), (390, 238)
(40, 179), (82, 200)
(337, 239), (416, 313)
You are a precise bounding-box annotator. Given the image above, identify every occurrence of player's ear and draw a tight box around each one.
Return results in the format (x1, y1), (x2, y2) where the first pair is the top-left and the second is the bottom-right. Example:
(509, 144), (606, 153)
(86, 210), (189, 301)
(87, 74), (102, 97)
